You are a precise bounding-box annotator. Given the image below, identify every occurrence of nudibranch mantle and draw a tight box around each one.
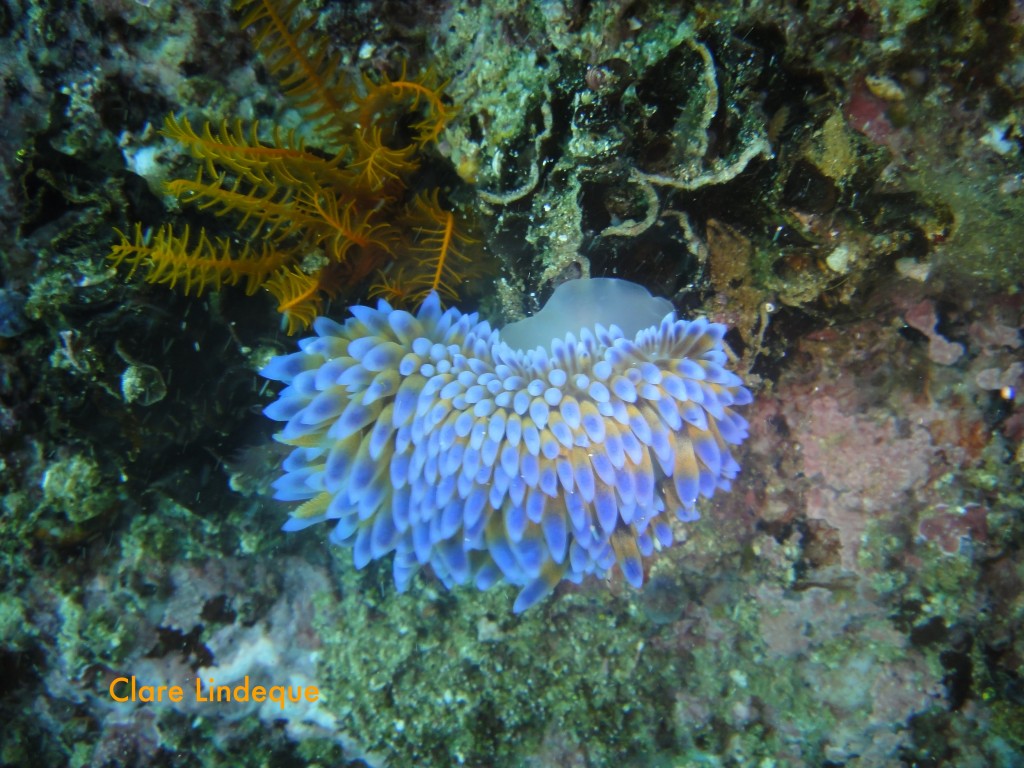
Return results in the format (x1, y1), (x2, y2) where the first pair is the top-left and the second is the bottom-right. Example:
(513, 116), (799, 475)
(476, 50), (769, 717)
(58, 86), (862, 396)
(260, 278), (752, 612)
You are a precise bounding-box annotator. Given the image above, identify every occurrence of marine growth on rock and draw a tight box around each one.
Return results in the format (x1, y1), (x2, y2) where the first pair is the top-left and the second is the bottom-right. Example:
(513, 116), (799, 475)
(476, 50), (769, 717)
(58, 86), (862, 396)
(260, 278), (752, 611)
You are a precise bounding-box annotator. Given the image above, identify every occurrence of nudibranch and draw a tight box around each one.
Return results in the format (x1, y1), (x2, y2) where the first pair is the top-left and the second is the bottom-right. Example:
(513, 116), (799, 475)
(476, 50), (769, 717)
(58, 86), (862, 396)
(260, 278), (752, 612)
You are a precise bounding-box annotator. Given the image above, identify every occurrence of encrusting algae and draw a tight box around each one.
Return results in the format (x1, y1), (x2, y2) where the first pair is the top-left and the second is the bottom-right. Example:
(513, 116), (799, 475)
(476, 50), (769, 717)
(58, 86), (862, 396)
(108, 0), (477, 333)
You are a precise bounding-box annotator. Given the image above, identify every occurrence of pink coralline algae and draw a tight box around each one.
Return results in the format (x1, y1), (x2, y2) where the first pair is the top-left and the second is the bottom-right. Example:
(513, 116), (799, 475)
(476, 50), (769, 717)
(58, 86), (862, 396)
(794, 393), (934, 570)
(976, 362), (1023, 395)
(917, 504), (988, 555)
(904, 299), (965, 365)
(845, 80), (897, 146)
(967, 318), (1021, 352)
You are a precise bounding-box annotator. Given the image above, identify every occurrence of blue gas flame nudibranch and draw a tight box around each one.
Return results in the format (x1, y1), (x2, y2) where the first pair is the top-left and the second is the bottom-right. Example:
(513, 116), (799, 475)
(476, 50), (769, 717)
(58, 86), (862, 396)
(260, 278), (752, 612)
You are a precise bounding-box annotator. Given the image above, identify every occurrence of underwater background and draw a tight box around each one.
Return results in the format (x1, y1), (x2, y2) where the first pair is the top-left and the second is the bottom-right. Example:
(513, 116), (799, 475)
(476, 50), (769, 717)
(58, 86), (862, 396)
(1, 0), (1022, 766)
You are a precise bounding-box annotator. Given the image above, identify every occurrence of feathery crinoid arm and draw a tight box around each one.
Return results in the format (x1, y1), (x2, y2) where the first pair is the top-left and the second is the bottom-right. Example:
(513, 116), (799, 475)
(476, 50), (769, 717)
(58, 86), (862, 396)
(162, 115), (351, 190)
(370, 192), (477, 306)
(164, 168), (304, 244)
(263, 263), (348, 335)
(349, 126), (419, 193)
(234, 0), (352, 148)
(109, 223), (289, 296)
(355, 66), (456, 149)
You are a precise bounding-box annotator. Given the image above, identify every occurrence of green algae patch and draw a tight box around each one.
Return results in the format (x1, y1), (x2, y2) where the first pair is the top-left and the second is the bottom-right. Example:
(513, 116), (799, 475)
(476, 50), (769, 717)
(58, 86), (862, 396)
(313, 563), (685, 767)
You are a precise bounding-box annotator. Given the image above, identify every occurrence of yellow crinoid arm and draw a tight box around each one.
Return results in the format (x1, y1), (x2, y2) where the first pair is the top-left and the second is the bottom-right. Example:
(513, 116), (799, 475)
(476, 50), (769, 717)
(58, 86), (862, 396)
(263, 265), (331, 334)
(356, 65), (456, 148)
(349, 126), (419, 192)
(370, 191), (478, 307)
(109, 223), (288, 296)
(163, 114), (353, 188)
(233, 0), (351, 146)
